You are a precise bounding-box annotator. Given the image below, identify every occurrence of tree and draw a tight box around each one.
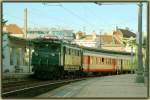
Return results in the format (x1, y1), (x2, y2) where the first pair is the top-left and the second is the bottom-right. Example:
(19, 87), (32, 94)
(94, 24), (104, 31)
(2, 18), (8, 27)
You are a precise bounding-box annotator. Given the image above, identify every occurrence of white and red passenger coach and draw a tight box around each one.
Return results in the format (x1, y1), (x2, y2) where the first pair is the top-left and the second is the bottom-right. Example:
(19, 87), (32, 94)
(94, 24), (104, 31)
(82, 47), (133, 75)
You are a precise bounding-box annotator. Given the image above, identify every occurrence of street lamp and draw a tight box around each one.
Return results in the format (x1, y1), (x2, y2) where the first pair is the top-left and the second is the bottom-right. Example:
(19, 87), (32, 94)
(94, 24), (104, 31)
(136, 2), (144, 83)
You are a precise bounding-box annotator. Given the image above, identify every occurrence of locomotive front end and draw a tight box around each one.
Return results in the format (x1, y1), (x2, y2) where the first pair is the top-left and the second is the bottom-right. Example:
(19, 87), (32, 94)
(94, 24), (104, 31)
(31, 39), (62, 79)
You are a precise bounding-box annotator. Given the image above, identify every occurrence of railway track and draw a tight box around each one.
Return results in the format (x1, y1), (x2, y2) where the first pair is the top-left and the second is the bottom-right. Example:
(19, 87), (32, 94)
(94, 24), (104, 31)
(2, 78), (87, 98)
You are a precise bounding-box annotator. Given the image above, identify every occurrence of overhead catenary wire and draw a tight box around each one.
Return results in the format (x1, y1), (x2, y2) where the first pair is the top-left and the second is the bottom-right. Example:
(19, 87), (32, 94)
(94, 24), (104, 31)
(44, 3), (98, 30)
(4, 12), (40, 28)
(60, 4), (99, 29)
(30, 5), (77, 27)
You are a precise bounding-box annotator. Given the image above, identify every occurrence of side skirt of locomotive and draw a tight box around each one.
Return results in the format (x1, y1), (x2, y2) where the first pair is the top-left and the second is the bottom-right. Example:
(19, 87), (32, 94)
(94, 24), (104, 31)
(33, 65), (83, 80)
(32, 65), (64, 80)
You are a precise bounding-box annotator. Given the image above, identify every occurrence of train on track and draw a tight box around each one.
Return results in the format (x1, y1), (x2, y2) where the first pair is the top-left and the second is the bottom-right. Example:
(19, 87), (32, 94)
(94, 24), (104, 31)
(31, 38), (135, 79)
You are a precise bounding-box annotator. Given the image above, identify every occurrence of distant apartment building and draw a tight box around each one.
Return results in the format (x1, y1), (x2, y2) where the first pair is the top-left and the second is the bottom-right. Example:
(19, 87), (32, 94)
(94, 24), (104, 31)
(27, 27), (75, 41)
(74, 31), (98, 47)
(74, 31), (124, 51)
(50, 29), (74, 41)
(27, 28), (49, 39)
(74, 27), (136, 52)
(113, 27), (136, 52)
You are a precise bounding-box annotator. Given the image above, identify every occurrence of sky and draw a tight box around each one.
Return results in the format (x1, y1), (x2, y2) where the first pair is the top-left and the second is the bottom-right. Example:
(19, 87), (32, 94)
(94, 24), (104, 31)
(3, 2), (147, 35)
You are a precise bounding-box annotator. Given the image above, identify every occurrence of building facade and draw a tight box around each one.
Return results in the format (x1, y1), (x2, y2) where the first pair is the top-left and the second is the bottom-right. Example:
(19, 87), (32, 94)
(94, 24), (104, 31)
(2, 24), (33, 80)
(74, 31), (124, 51)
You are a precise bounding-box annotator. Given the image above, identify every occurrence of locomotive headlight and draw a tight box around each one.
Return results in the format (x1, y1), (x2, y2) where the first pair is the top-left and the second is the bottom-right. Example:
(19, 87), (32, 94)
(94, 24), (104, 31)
(34, 52), (38, 56)
(51, 53), (55, 56)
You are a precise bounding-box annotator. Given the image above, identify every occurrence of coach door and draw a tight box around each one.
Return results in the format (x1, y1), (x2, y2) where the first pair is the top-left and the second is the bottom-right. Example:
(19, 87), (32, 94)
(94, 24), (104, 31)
(112, 59), (116, 71)
(87, 56), (90, 72)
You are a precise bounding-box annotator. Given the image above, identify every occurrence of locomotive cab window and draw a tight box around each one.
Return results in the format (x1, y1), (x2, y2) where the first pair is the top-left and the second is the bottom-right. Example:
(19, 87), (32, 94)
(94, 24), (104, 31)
(69, 48), (71, 55)
(50, 44), (60, 52)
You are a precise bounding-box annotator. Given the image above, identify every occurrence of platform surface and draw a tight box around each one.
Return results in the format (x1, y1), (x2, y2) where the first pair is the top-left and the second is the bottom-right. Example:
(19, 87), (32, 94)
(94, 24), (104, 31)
(36, 74), (148, 98)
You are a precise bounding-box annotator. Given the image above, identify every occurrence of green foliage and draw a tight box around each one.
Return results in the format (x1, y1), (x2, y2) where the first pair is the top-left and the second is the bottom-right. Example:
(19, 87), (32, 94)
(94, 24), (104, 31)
(2, 18), (8, 26)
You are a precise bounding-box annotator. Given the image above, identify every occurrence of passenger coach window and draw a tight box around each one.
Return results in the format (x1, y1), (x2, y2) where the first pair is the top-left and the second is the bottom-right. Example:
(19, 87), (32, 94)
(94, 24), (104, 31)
(102, 58), (104, 63)
(99, 58), (101, 63)
(109, 59), (111, 64)
(106, 59), (108, 64)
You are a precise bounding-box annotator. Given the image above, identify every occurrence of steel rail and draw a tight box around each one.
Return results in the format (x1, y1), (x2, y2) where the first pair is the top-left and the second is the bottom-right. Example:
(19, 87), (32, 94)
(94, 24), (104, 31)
(2, 78), (85, 95)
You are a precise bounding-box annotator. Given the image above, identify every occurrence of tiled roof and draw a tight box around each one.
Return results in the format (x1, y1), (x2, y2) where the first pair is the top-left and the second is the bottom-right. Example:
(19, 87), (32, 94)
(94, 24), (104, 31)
(77, 34), (121, 44)
(4, 24), (24, 34)
(118, 28), (136, 38)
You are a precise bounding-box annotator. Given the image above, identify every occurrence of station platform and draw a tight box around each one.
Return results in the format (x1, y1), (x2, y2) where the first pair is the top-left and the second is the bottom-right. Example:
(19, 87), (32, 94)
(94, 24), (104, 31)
(36, 74), (148, 98)
(2, 72), (33, 83)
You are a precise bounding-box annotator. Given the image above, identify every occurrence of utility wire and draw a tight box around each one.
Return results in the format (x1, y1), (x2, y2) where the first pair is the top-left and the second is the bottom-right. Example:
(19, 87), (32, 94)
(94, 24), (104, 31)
(44, 3), (97, 28)
(29, 7), (78, 29)
(4, 13), (41, 29)
(42, 3), (98, 32)
(59, 4), (97, 28)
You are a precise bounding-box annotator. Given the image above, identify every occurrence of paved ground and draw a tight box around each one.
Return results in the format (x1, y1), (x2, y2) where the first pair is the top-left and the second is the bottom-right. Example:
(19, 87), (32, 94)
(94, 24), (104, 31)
(36, 74), (148, 98)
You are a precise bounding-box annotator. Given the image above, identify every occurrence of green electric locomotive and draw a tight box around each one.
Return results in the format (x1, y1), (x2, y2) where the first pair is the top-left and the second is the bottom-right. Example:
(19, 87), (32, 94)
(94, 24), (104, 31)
(31, 38), (82, 79)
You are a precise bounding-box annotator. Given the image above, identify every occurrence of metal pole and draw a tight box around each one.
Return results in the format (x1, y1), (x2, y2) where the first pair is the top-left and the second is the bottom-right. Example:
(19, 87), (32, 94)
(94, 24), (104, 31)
(24, 8), (30, 73)
(99, 30), (103, 48)
(24, 8), (27, 38)
(29, 45), (31, 73)
(136, 2), (144, 83)
(99, 31), (101, 48)
(131, 46), (134, 74)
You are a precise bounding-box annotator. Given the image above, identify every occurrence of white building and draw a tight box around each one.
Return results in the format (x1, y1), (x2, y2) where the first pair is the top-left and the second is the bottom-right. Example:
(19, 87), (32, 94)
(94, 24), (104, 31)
(2, 24), (33, 80)
(73, 31), (99, 48)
